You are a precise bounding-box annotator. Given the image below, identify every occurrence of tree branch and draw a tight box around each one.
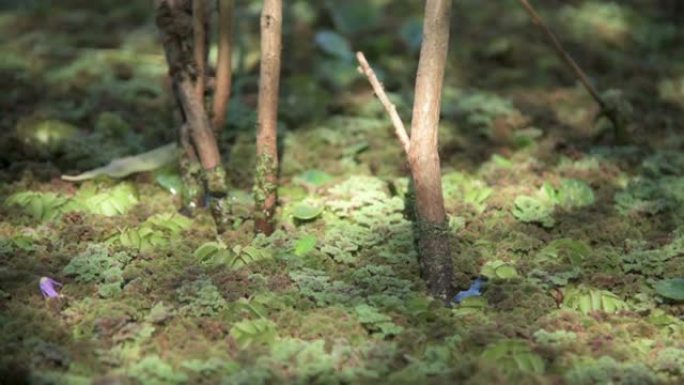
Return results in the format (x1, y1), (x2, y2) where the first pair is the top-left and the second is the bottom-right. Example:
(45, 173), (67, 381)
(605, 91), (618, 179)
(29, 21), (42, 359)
(516, 0), (604, 108)
(516, 0), (629, 142)
(356, 52), (411, 155)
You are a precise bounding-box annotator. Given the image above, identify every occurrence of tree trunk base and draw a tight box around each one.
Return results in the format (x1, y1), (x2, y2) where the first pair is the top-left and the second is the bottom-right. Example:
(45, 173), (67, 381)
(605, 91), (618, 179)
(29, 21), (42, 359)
(415, 220), (454, 303)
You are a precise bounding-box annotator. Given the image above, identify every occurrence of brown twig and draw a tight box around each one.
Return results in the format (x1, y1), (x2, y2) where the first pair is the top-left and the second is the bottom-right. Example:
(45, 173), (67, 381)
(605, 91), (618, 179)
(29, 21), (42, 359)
(355, 51), (411, 155)
(516, 0), (628, 141)
(516, 0), (604, 107)
(211, 0), (234, 135)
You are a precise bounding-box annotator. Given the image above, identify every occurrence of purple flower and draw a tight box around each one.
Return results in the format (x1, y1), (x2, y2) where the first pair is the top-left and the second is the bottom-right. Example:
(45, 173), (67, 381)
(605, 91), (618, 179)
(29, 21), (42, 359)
(39, 277), (63, 298)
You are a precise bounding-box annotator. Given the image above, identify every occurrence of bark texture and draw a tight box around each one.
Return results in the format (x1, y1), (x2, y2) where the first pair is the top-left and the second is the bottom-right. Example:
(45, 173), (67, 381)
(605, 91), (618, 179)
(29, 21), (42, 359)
(211, 0), (234, 135)
(156, 0), (228, 226)
(254, 0), (282, 235)
(156, 0), (222, 172)
(192, 0), (207, 101)
(408, 0), (453, 302)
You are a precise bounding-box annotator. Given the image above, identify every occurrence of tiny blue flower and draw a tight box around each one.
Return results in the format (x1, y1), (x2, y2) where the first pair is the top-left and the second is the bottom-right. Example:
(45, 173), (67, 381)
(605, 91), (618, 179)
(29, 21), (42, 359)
(39, 277), (63, 298)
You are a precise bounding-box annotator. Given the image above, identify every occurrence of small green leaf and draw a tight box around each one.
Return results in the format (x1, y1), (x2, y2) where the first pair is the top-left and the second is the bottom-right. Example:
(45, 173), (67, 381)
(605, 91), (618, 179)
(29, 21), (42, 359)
(491, 154), (513, 169)
(481, 260), (518, 280)
(496, 264), (518, 279)
(512, 195), (555, 227)
(556, 179), (595, 208)
(292, 202), (323, 221)
(452, 296), (487, 316)
(4, 191), (74, 221)
(294, 234), (317, 257)
(98, 282), (122, 298)
(536, 238), (591, 266)
(562, 285), (628, 314)
(480, 340), (545, 374)
(194, 241), (232, 266)
(77, 183), (138, 216)
(155, 171), (184, 195)
(653, 278), (684, 301)
(296, 169), (332, 186)
(228, 246), (272, 270)
(354, 304), (403, 338)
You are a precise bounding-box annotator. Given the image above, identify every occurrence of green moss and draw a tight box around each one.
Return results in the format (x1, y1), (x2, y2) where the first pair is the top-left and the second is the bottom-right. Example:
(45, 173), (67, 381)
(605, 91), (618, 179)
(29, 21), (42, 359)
(2, 2), (684, 384)
(176, 277), (228, 318)
(564, 356), (658, 385)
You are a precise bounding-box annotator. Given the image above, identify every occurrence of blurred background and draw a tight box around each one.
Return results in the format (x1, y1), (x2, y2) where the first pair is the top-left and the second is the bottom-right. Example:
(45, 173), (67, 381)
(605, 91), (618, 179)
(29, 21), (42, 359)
(0, 0), (682, 183)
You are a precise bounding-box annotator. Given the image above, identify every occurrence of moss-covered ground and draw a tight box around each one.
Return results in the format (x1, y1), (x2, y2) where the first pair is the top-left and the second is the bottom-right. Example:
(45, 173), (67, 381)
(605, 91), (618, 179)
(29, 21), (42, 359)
(1, 1), (683, 384)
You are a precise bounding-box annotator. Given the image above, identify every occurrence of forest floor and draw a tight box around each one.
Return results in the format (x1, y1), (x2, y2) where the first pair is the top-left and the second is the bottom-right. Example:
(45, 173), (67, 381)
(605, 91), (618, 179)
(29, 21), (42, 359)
(1, 1), (683, 384)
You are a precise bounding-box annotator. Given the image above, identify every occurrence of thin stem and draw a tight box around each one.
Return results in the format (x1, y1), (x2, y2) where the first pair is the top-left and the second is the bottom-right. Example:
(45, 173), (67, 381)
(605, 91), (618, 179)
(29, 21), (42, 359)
(517, 0), (628, 141)
(356, 51), (411, 155)
(516, 0), (604, 108)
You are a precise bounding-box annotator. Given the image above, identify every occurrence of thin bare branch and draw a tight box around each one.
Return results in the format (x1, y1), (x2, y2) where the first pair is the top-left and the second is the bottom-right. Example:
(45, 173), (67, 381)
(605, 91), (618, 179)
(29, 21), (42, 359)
(516, 0), (604, 108)
(517, 0), (629, 141)
(356, 51), (411, 155)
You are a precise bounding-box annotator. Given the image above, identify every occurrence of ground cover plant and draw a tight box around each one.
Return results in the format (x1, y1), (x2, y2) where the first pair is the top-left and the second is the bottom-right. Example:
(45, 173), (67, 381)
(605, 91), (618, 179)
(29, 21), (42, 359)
(1, 0), (684, 384)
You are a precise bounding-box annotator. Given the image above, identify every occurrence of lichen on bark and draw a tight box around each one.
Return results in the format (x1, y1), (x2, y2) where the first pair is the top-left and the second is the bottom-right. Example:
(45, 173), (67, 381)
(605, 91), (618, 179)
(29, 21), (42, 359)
(203, 165), (232, 233)
(179, 155), (203, 215)
(253, 153), (277, 233)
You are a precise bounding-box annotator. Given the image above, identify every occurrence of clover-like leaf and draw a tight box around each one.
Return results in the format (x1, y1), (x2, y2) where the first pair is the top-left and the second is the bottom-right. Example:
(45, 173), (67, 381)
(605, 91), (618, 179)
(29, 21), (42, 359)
(4, 191), (76, 221)
(536, 238), (592, 266)
(146, 213), (191, 234)
(76, 183), (138, 216)
(452, 296), (488, 317)
(512, 195), (555, 227)
(194, 241), (231, 266)
(481, 260), (519, 279)
(556, 179), (595, 208)
(292, 202), (324, 221)
(228, 246), (272, 270)
(294, 234), (317, 257)
(296, 169), (333, 186)
(480, 340), (545, 374)
(354, 304), (403, 338)
(562, 285), (628, 313)
(154, 169), (183, 195)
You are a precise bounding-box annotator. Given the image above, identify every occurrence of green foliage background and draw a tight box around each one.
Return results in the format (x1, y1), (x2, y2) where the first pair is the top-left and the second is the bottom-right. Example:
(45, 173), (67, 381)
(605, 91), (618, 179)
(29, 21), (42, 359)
(0, 0), (684, 384)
